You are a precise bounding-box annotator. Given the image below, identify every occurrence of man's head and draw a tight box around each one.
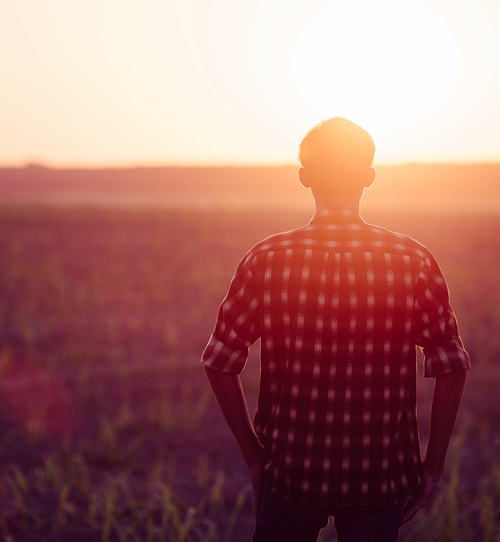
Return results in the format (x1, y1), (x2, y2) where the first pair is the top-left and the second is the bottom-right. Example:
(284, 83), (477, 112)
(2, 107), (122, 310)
(298, 117), (376, 199)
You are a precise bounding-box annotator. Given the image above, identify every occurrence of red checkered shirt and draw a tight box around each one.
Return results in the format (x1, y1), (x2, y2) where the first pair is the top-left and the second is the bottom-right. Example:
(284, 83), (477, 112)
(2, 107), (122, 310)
(202, 208), (470, 506)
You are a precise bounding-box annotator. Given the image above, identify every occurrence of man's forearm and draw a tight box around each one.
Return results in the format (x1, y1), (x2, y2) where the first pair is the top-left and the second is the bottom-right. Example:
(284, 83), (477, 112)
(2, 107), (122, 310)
(402, 368), (468, 523)
(204, 366), (263, 463)
(423, 369), (468, 474)
(204, 366), (266, 521)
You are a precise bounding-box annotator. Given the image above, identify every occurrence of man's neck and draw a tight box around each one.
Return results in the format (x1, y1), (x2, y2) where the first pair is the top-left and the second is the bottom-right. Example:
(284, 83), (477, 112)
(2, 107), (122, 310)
(312, 192), (362, 215)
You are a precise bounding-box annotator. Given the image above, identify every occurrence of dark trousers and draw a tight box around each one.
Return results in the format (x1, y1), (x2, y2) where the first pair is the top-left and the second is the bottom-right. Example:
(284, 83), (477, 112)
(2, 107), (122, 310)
(253, 486), (404, 542)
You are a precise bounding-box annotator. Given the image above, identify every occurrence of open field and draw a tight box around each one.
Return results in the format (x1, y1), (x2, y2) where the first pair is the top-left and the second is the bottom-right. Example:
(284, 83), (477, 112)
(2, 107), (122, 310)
(0, 205), (499, 541)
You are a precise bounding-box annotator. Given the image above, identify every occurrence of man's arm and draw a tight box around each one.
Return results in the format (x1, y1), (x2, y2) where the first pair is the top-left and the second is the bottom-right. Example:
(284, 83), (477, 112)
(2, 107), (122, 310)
(402, 368), (468, 523)
(204, 366), (265, 521)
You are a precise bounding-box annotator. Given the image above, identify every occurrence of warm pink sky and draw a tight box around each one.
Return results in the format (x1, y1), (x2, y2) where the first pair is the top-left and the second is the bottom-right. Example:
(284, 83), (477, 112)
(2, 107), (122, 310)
(1, 0), (500, 166)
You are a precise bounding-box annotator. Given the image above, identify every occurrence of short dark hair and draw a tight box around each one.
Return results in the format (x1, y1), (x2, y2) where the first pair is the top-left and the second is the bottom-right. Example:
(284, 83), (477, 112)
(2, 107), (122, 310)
(299, 117), (375, 173)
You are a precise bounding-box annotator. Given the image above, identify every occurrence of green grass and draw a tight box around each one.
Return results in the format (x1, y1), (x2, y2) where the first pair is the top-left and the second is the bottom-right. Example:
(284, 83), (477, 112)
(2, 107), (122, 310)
(0, 205), (498, 541)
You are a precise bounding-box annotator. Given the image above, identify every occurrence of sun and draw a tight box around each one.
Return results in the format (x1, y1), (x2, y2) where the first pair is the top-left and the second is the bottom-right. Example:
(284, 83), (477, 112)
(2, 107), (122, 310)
(292, 0), (460, 132)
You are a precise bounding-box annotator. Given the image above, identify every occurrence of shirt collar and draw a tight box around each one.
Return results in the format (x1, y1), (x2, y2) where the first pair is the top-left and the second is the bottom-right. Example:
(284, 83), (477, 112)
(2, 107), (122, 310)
(309, 208), (366, 226)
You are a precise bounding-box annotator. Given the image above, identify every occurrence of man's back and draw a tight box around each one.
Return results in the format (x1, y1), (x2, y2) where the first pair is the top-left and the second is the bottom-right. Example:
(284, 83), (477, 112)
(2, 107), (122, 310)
(202, 208), (469, 507)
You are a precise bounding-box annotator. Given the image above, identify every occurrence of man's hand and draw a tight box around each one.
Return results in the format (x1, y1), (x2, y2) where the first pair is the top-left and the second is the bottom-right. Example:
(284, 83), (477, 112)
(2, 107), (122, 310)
(204, 367), (267, 520)
(244, 446), (266, 521)
(402, 369), (467, 524)
(401, 469), (441, 524)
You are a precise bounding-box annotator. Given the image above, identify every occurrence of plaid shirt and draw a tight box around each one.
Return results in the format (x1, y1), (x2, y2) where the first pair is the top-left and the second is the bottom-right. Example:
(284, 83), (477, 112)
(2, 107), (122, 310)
(202, 208), (470, 506)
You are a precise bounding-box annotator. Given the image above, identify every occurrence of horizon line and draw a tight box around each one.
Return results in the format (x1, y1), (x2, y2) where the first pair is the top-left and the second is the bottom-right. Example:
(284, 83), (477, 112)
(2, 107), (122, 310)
(2, 160), (500, 170)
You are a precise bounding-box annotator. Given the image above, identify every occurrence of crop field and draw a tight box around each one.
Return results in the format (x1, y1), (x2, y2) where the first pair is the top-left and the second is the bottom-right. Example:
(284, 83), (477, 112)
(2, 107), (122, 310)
(0, 205), (499, 541)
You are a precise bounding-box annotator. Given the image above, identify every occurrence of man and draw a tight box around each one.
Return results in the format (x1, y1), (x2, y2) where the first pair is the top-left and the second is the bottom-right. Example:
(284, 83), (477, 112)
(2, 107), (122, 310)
(202, 118), (470, 541)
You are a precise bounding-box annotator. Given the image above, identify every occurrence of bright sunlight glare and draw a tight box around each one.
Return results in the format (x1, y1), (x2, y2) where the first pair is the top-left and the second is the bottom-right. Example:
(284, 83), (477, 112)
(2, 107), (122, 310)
(292, 0), (460, 132)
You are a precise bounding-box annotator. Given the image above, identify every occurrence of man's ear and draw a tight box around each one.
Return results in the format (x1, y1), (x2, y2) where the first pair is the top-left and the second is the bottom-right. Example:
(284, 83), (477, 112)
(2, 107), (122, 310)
(364, 167), (376, 188)
(299, 167), (310, 188)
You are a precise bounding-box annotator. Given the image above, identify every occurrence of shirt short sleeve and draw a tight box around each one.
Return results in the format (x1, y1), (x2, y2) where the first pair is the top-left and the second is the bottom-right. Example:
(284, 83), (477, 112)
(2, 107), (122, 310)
(413, 253), (470, 378)
(201, 253), (261, 374)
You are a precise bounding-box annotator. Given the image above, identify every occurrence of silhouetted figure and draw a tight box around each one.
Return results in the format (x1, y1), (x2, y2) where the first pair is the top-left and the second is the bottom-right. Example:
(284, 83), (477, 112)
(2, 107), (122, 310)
(202, 118), (469, 541)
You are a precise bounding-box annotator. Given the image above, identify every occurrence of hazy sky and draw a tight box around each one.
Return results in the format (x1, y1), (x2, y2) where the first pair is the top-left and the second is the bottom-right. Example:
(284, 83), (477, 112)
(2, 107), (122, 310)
(1, 0), (500, 166)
